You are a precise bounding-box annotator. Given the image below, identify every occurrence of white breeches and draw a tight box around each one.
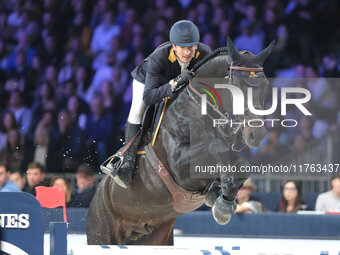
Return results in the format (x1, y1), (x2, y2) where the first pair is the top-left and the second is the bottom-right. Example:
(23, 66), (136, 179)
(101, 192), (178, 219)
(127, 79), (146, 124)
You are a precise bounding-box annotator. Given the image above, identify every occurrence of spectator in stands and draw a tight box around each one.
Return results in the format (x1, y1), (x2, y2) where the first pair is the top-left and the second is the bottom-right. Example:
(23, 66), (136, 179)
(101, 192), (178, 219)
(234, 19), (263, 55)
(315, 173), (340, 212)
(84, 92), (116, 164)
(50, 175), (72, 206)
(0, 111), (18, 152)
(74, 66), (91, 100)
(32, 110), (55, 167)
(0, 128), (25, 171)
(278, 180), (309, 212)
(0, 164), (21, 192)
(9, 169), (29, 191)
(67, 95), (88, 128)
(31, 81), (55, 125)
(25, 161), (48, 196)
(8, 89), (32, 137)
(236, 178), (265, 213)
(68, 164), (96, 207)
(253, 128), (288, 164)
(49, 109), (85, 172)
(90, 10), (121, 55)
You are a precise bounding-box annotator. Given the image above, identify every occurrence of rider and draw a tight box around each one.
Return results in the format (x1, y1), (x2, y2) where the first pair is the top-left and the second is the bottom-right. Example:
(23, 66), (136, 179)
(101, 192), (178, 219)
(111, 20), (211, 188)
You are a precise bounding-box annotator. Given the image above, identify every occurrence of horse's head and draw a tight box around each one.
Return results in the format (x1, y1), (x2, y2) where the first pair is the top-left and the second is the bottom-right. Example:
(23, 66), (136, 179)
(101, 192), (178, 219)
(225, 37), (274, 148)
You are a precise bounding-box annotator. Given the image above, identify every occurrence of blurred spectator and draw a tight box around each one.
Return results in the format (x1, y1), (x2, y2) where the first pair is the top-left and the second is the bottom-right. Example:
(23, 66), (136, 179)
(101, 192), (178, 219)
(68, 164), (96, 207)
(202, 33), (217, 50)
(253, 129), (288, 164)
(67, 95), (88, 128)
(57, 51), (77, 84)
(49, 109), (85, 172)
(278, 181), (309, 212)
(90, 10), (121, 55)
(31, 81), (55, 126)
(50, 175), (72, 205)
(315, 173), (340, 212)
(99, 80), (116, 111)
(75, 66), (92, 100)
(320, 55), (340, 78)
(284, 0), (315, 65)
(234, 19), (263, 54)
(0, 128), (25, 170)
(10, 168), (29, 191)
(25, 161), (48, 196)
(43, 65), (58, 88)
(32, 110), (55, 167)
(236, 178), (266, 213)
(0, 164), (21, 192)
(290, 133), (306, 152)
(8, 90), (32, 137)
(0, 111), (18, 152)
(84, 92), (116, 165)
(7, 30), (36, 72)
(68, 12), (92, 51)
(7, 0), (24, 27)
(306, 66), (337, 111)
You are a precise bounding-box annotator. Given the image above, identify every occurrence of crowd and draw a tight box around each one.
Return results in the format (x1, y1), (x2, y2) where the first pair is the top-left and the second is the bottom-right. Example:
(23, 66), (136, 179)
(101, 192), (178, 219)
(0, 0), (339, 206)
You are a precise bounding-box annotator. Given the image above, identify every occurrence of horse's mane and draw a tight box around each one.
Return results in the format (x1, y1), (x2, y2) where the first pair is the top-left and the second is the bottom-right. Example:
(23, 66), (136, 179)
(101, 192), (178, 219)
(192, 47), (229, 74)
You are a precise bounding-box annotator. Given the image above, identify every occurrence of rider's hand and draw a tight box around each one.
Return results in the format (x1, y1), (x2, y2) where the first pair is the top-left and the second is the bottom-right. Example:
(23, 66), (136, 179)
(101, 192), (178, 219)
(174, 69), (194, 87)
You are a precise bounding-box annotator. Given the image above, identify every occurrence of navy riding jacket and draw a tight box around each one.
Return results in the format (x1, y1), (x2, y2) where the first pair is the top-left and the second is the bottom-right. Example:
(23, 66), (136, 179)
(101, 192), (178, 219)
(131, 41), (211, 105)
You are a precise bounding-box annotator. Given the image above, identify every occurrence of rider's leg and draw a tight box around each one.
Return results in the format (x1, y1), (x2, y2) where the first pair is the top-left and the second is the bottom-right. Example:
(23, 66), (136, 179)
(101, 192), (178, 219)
(115, 79), (146, 188)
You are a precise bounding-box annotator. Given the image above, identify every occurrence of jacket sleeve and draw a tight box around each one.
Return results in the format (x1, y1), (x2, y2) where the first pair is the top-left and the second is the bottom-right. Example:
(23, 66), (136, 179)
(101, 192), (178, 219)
(143, 57), (175, 105)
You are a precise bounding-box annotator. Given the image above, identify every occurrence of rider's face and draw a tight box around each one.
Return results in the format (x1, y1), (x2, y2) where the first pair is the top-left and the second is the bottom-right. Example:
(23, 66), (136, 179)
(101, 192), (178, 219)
(173, 44), (197, 63)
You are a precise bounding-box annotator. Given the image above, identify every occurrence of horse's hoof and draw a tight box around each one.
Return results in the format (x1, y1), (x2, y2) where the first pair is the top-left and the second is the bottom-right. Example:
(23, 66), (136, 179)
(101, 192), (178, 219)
(212, 196), (236, 225)
(205, 188), (220, 207)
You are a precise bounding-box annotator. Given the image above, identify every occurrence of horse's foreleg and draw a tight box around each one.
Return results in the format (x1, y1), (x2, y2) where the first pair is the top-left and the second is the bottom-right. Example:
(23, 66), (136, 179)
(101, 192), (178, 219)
(213, 152), (251, 225)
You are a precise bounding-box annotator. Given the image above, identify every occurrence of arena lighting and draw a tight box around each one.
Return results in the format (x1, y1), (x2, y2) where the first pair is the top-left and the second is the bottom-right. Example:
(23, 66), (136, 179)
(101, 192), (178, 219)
(201, 84), (312, 116)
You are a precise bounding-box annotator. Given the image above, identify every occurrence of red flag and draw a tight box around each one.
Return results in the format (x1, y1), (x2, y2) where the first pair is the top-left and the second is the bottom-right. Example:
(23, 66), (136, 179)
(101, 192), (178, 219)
(35, 185), (67, 222)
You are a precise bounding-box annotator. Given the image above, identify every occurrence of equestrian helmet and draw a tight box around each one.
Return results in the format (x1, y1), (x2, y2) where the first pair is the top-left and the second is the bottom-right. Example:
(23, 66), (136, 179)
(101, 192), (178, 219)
(169, 20), (199, 47)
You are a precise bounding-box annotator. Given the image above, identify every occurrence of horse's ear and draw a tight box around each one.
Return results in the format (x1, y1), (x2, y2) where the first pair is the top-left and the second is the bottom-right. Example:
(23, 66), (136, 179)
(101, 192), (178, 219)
(255, 40), (275, 65)
(227, 37), (241, 63)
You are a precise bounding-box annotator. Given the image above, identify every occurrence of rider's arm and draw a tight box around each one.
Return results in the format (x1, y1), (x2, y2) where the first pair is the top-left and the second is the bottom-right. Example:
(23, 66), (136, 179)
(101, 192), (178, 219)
(143, 57), (175, 105)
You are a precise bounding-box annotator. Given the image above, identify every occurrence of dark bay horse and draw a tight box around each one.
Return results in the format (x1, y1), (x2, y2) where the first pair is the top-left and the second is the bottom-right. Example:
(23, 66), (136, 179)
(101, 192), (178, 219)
(87, 38), (274, 245)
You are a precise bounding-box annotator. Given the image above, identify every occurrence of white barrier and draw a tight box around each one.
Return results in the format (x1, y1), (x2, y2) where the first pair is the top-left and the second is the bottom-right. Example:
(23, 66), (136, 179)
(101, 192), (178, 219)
(69, 246), (224, 255)
(66, 236), (340, 255)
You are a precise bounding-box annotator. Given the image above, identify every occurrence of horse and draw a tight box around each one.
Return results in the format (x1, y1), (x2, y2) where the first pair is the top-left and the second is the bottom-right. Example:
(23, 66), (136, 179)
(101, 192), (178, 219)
(87, 38), (274, 245)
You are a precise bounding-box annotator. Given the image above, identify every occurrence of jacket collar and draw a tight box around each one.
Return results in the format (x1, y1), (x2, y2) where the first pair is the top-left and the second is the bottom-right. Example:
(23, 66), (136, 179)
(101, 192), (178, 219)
(168, 48), (200, 63)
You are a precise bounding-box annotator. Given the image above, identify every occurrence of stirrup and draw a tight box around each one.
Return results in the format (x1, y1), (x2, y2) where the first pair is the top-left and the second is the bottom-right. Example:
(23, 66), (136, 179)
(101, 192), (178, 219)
(100, 153), (124, 179)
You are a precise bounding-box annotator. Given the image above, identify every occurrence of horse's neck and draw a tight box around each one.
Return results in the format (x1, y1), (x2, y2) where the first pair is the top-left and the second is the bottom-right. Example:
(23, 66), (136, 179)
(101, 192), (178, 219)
(153, 89), (212, 191)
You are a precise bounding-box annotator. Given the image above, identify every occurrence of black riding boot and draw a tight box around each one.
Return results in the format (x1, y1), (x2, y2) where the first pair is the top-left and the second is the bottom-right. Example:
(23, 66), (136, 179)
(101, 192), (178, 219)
(115, 122), (141, 188)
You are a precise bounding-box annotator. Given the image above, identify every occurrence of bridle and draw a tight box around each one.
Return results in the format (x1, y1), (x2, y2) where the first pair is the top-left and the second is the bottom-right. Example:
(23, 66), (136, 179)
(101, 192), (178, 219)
(187, 59), (265, 151)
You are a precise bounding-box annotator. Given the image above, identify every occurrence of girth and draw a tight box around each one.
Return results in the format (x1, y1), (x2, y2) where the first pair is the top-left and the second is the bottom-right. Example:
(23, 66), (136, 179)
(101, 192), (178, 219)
(145, 143), (204, 214)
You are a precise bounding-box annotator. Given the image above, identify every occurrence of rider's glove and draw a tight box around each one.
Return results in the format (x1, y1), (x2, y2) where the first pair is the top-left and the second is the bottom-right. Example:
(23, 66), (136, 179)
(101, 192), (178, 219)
(174, 69), (194, 88)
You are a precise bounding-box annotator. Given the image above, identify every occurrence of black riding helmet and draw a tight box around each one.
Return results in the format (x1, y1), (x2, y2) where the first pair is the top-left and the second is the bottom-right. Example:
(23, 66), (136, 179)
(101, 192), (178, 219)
(169, 20), (199, 47)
